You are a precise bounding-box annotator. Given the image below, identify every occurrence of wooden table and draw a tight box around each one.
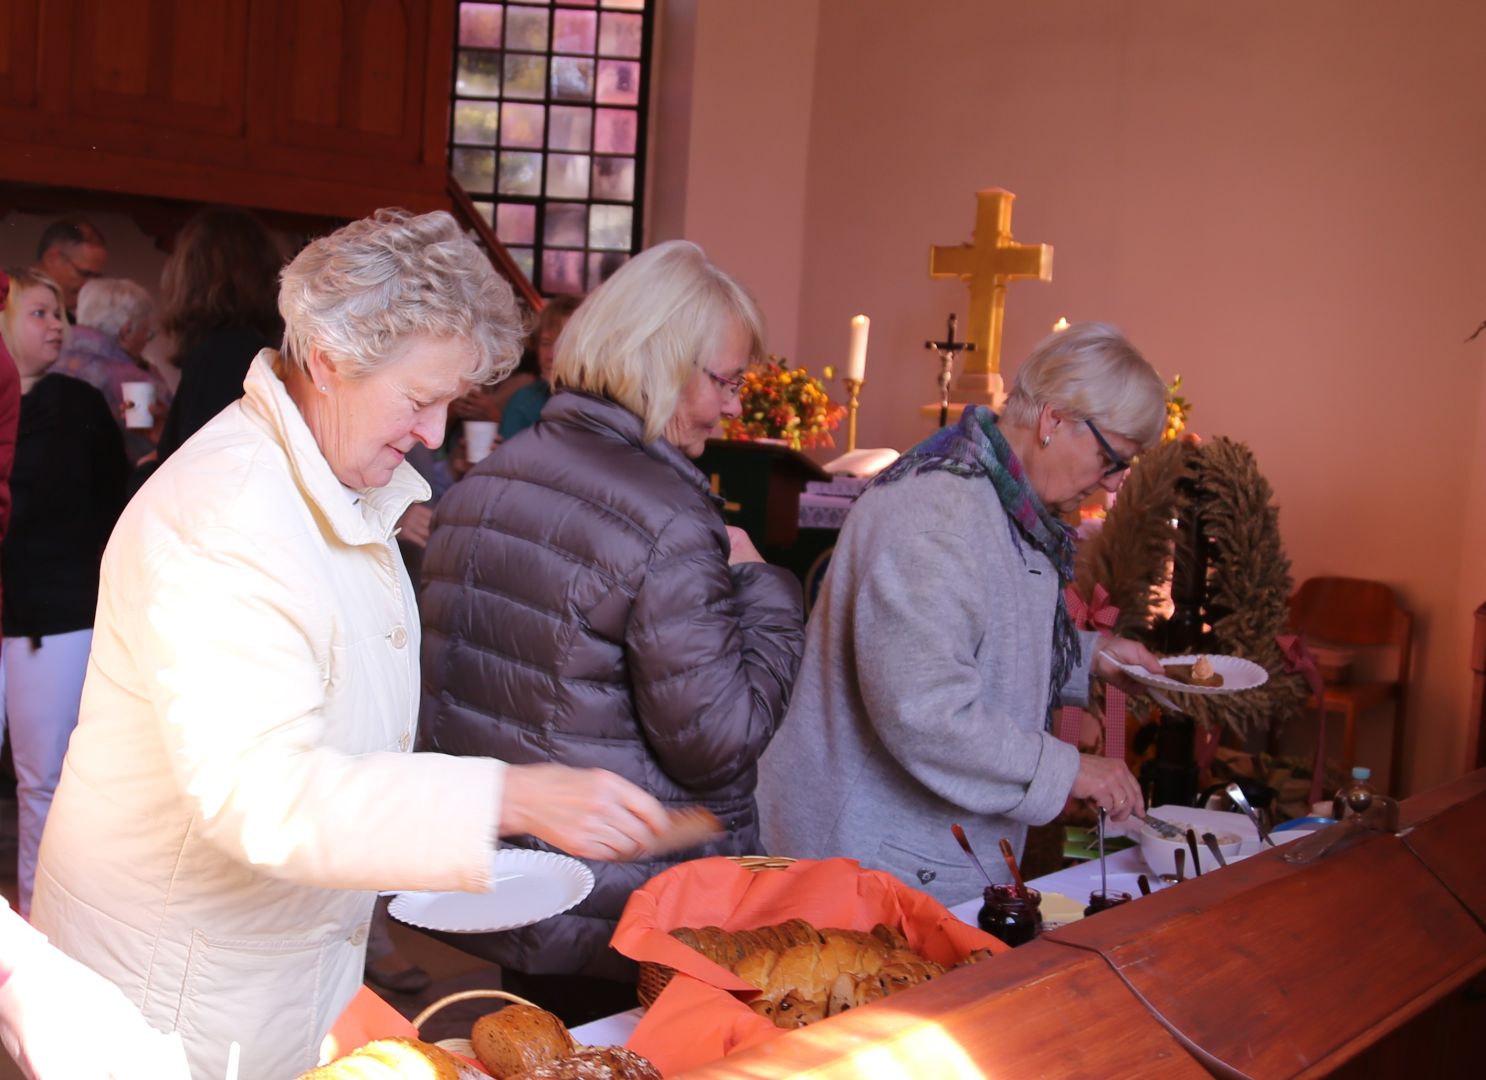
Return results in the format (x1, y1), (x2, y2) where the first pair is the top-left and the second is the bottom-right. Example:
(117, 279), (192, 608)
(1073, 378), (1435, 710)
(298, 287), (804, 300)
(677, 773), (1486, 1078)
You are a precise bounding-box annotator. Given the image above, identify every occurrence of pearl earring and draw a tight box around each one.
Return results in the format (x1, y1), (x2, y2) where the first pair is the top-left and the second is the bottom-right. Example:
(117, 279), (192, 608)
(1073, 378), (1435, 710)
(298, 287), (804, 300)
(1041, 435), (1051, 448)
(318, 384), (328, 394)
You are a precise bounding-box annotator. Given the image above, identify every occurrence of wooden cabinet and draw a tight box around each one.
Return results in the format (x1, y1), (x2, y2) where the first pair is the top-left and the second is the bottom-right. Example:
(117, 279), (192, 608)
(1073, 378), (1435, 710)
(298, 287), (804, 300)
(0, 0), (453, 219)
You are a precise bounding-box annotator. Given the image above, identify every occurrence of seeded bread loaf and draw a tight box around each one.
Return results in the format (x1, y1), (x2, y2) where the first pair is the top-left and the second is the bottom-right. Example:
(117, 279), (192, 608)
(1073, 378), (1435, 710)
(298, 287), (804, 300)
(507, 1046), (662, 1080)
(471, 1004), (576, 1078)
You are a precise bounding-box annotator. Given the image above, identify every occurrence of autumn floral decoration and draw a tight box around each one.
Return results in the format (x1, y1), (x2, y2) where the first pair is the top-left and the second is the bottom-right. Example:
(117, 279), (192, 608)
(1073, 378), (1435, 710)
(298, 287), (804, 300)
(720, 356), (847, 451)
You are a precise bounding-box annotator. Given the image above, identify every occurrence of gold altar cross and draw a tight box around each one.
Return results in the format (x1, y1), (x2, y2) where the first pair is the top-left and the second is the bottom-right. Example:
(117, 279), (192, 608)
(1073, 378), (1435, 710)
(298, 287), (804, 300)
(929, 188), (1052, 404)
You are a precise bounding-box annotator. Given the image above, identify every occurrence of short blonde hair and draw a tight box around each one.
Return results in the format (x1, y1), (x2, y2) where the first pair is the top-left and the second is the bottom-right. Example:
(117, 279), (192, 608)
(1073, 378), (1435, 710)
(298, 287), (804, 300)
(279, 209), (524, 386)
(1002, 321), (1167, 449)
(76, 278), (155, 338)
(552, 240), (764, 442)
(1, 268), (67, 362)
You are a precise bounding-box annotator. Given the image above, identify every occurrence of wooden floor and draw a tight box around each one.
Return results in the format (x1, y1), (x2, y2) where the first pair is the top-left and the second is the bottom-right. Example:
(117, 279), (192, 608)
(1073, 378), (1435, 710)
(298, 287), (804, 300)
(0, 780), (510, 1077)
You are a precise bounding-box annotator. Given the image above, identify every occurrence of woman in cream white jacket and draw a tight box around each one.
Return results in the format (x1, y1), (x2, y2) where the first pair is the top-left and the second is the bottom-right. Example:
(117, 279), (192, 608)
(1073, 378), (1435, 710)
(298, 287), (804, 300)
(30, 210), (669, 1080)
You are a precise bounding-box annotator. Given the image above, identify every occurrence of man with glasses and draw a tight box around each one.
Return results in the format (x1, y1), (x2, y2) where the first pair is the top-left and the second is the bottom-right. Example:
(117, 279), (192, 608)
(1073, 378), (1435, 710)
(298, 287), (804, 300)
(34, 218), (108, 320)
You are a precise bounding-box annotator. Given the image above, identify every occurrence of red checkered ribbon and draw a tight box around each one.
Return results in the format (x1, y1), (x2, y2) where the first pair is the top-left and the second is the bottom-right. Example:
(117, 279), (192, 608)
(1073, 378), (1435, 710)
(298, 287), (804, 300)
(1277, 634), (1327, 805)
(1057, 584), (1125, 758)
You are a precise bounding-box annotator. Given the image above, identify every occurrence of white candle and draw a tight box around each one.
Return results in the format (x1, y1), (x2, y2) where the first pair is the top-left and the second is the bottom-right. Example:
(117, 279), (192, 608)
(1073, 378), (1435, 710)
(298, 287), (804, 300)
(846, 314), (870, 381)
(1052, 316), (1070, 332)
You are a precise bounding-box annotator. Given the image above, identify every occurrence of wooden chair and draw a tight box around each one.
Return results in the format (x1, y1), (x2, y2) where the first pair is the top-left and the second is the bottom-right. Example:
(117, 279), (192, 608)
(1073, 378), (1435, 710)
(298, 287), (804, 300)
(1288, 576), (1413, 796)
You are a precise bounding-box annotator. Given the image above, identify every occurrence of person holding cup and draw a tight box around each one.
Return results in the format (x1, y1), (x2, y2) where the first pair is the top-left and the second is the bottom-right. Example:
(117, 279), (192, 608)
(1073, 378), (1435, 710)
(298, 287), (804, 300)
(0, 269), (129, 914)
(51, 277), (171, 465)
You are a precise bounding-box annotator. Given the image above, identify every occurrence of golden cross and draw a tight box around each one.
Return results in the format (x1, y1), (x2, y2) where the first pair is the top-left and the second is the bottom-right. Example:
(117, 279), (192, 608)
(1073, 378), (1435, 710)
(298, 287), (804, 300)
(929, 188), (1052, 402)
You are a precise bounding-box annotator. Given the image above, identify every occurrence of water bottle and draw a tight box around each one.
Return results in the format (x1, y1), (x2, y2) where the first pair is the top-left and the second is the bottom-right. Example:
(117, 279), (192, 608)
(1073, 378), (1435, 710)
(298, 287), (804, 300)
(1332, 766), (1376, 821)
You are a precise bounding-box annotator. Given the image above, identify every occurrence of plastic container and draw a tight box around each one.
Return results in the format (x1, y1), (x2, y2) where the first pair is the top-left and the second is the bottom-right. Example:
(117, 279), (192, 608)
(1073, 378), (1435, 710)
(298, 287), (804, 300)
(1332, 766), (1376, 821)
(977, 884), (1042, 946)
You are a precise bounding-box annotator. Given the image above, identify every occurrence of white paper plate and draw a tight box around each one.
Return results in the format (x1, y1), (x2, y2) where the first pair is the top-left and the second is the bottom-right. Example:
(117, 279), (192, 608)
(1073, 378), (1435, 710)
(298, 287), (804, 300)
(1118, 654), (1269, 696)
(388, 849), (594, 934)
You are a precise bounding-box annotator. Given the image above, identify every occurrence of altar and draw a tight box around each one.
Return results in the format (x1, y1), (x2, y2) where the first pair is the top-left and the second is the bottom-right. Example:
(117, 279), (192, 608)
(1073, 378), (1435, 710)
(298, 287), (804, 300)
(575, 771), (1486, 1077)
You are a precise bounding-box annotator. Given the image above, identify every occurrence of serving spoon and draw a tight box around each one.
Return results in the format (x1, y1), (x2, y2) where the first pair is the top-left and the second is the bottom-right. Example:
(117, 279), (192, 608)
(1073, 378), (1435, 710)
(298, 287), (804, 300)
(1202, 831), (1231, 868)
(1225, 782), (1275, 847)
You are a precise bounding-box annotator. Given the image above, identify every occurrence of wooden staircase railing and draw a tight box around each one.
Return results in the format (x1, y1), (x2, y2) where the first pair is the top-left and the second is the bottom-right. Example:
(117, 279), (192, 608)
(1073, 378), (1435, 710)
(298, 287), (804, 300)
(446, 174), (543, 313)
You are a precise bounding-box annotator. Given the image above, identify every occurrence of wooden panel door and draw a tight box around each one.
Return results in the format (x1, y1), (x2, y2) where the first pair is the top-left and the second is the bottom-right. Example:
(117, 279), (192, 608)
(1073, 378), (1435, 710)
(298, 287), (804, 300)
(256, 0), (432, 164)
(0, 0), (42, 109)
(68, 0), (251, 135)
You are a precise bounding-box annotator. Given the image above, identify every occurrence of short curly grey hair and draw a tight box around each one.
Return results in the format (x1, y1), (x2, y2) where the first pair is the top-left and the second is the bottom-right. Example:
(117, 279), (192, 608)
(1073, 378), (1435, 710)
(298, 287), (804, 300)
(279, 209), (524, 385)
(76, 278), (155, 338)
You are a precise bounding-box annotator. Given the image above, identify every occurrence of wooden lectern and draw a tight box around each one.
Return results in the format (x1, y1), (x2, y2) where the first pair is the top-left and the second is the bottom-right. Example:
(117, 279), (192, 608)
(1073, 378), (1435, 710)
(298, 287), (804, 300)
(696, 440), (833, 582)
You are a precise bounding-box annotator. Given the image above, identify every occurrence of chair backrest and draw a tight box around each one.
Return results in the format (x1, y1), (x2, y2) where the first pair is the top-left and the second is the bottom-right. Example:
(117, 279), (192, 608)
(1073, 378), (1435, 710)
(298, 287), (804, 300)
(1288, 576), (1412, 684)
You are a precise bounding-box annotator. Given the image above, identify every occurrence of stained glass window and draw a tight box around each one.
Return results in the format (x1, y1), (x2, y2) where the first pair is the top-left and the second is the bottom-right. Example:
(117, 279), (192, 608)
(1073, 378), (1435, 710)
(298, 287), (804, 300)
(450, 1), (651, 297)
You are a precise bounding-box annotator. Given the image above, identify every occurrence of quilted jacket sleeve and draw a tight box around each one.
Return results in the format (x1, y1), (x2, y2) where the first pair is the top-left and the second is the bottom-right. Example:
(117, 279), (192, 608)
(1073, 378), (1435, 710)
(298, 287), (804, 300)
(624, 514), (804, 792)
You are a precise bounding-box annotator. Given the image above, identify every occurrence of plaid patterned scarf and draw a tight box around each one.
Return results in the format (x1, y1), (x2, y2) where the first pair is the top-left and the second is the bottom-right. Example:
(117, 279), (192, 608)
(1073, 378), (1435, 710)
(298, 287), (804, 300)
(874, 406), (1082, 728)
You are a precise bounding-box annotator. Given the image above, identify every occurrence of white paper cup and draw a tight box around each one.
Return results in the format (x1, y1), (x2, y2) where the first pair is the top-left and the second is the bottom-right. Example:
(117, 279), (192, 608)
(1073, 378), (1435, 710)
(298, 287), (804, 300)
(121, 381), (156, 429)
(464, 420), (498, 464)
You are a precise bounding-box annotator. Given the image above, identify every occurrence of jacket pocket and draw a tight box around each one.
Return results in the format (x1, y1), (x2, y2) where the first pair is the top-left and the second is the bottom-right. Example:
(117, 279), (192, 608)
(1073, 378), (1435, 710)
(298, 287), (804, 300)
(875, 835), (980, 899)
(179, 928), (336, 1078)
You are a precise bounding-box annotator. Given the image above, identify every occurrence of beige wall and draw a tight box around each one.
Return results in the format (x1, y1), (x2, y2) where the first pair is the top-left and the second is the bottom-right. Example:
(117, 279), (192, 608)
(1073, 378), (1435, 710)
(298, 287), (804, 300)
(657, 0), (1486, 794)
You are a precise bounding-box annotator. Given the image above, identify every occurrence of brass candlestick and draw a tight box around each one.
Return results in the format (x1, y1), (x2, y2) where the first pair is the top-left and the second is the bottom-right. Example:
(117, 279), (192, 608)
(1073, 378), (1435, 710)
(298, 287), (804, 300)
(842, 377), (863, 451)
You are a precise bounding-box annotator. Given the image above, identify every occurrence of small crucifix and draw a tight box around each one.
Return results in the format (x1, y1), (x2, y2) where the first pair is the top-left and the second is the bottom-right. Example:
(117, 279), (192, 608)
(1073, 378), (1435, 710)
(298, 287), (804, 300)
(929, 188), (1053, 407)
(924, 313), (975, 429)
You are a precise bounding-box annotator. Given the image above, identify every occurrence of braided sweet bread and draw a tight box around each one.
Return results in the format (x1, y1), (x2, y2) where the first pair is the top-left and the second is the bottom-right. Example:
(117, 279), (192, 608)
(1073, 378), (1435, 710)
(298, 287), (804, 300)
(669, 919), (962, 1029)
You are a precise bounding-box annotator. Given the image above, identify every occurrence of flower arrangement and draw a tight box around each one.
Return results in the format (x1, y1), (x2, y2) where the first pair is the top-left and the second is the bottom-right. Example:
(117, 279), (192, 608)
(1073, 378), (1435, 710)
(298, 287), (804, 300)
(721, 357), (847, 451)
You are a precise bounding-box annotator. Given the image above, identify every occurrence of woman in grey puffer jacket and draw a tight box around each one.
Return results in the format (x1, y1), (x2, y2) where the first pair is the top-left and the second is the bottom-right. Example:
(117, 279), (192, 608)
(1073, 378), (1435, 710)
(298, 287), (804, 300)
(418, 241), (804, 1021)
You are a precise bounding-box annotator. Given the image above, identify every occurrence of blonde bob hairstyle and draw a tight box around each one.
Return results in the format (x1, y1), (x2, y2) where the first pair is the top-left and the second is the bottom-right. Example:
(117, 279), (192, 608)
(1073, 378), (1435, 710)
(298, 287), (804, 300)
(1, 268), (67, 365)
(1001, 321), (1167, 449)
(551, 240), (764, 443)
(278, 208), (524, 386)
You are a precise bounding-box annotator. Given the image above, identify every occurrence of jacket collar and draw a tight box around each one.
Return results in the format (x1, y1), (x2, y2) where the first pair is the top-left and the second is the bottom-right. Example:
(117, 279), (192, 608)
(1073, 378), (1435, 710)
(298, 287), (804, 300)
(542, 390), (712, 499)
(240, 350), (429, 546)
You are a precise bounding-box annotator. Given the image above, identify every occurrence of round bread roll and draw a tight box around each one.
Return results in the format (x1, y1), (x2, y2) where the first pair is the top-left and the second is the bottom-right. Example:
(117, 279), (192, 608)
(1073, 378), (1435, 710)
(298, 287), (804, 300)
(297, 1037), (464, 1079)
(471, 1004), (576, 1078)
(508, 1046), (662, 1080)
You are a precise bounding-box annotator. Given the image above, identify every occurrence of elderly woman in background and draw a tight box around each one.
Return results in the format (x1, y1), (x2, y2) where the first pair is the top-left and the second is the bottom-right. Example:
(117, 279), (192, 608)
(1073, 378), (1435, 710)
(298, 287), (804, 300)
(31, 211), (670, 1080)
(419, 240), (805, 1022)
(758, 322), (1166, 907)
(51, 277), (171, 464)
(0, 269), (128, 916)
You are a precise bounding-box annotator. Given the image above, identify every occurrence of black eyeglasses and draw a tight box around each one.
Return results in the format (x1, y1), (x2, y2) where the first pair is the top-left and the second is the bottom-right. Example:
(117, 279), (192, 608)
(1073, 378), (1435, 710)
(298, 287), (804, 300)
(705, 369), (744, 399)
(1085, 419), (1131, 477)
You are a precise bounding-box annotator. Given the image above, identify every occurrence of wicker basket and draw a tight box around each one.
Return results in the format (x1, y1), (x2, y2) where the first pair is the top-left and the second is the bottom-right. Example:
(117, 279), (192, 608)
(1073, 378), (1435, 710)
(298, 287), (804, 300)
(634, 855), (795, 1009)
(412, 988), (540, 1059)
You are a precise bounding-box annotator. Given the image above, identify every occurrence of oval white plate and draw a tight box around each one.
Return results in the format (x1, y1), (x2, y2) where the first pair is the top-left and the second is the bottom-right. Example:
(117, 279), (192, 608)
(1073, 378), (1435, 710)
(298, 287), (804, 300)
(1118, 654), (1269, 696)
(389, 848), (594, 934)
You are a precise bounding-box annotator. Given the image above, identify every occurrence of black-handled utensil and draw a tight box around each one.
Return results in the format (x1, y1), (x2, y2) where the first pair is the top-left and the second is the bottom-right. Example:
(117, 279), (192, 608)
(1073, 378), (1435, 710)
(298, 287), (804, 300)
(1174, 847), (1186, 882)
(1098, 808), (1108, 900)
(1185, 827), (1203, 876)
(1201, 831), (1230, 868)
(1137, 874), (1152, 897)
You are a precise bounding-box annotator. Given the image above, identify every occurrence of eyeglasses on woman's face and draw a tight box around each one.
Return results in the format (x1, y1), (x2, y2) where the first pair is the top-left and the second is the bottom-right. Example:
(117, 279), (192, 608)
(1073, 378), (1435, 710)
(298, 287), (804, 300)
(704, 368), (744, 400)
(1084, 418), (1131, 477)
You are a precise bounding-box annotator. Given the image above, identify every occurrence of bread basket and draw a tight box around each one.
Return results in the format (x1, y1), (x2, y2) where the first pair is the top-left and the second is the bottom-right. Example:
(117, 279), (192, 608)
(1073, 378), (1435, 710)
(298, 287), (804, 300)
(635, 855), (794, 1008)
(413, 988), (540, 1061)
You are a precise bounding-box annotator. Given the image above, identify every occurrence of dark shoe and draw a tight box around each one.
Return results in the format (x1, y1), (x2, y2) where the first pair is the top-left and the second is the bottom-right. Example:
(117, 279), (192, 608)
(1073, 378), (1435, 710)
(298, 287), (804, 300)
(365, 958), (433, 995)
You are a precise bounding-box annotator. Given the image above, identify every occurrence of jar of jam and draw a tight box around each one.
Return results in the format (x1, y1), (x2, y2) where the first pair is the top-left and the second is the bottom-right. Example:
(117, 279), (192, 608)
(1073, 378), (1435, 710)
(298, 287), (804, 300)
(1084, 888), (1133, 917)
(978, 884), (1042, 946)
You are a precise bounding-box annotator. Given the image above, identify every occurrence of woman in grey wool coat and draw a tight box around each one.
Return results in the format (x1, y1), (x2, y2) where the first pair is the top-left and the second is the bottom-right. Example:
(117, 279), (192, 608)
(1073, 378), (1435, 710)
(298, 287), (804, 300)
(758, 321), (1166, 908)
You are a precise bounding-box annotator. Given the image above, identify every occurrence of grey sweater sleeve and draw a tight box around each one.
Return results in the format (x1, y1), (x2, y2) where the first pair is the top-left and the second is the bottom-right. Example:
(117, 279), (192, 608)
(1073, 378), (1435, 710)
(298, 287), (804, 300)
(849, 524), (1080, 825)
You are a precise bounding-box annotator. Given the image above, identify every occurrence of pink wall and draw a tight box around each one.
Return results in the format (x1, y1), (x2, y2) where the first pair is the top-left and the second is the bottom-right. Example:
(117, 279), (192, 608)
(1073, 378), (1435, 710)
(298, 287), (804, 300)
(660, 0), (1486, 793)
